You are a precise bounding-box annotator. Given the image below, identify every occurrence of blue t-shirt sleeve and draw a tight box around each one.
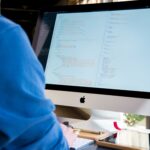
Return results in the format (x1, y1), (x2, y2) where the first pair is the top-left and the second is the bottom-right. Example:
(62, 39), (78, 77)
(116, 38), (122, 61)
(0, 17), (69, 150)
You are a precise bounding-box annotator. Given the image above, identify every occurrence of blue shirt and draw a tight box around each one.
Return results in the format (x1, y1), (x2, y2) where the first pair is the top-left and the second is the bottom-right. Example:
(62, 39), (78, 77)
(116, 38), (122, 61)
(0, 16), (69, 150)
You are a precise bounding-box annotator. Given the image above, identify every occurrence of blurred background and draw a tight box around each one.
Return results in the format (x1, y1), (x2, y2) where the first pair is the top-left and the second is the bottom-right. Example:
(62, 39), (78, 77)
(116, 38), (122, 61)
(1, 0), (133, 42)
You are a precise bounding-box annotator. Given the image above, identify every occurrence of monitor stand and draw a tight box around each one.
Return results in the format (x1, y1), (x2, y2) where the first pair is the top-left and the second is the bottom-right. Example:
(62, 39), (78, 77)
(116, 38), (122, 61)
(146, 116), (150, 129)
(55, 105), (90, 121)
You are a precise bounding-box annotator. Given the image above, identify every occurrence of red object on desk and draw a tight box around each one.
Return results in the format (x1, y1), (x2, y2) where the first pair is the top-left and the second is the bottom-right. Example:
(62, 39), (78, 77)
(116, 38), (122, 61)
(113, 121), (122, 131)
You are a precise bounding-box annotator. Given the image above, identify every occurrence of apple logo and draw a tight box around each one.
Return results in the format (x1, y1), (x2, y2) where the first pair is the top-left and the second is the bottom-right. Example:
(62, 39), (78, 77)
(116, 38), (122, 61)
(80, 96), (85, 103)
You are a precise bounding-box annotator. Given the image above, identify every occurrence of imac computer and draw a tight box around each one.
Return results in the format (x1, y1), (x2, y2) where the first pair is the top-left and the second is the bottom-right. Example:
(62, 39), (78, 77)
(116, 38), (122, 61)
(33, 0), (150, 117)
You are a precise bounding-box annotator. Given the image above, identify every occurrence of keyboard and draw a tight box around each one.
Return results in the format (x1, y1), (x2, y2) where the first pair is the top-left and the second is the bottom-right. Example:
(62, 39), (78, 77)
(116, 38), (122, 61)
(73, 137), (94, 150)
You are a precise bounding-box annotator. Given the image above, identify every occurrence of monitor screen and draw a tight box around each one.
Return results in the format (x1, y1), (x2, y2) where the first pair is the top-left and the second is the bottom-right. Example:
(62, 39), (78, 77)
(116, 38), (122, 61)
(33, 1), (150, 116)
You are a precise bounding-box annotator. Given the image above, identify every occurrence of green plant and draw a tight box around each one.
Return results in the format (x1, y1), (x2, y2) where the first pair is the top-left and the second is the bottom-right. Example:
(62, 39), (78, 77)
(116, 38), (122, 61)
(124, 113), (145, 126)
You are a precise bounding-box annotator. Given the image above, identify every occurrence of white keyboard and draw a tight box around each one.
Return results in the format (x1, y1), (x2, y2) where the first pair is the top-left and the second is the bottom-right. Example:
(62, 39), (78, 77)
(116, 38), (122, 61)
(73, 137), (94, 150)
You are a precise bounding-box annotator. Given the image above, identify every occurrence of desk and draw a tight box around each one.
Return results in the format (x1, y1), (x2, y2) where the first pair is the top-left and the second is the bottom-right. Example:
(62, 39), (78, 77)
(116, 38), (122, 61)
(79, 142), (144, 150)
(77, 130), (150, 150)
(79, 143), (115, 150)
(58, 109), (149, 150)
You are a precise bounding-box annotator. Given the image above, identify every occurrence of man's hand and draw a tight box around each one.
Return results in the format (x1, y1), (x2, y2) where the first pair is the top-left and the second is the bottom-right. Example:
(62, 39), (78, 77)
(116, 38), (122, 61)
(60, 123), (77, 148)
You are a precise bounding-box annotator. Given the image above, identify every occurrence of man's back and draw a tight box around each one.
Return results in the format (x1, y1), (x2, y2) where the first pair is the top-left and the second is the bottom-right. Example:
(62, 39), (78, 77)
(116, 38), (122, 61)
(0, 16), (69, 150)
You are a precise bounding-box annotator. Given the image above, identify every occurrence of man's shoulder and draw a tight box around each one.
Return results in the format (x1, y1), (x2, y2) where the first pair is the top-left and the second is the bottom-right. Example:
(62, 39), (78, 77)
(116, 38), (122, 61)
(0, 16), (19, 34)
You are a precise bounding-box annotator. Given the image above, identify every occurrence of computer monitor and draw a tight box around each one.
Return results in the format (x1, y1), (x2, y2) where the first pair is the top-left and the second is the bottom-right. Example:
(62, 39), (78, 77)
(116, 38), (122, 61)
(33, 0), (150, 117)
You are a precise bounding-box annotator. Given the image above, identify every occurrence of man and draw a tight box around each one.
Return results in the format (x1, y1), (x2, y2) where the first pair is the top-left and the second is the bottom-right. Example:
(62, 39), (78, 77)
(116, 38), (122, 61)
(0, 5), (76, 149)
